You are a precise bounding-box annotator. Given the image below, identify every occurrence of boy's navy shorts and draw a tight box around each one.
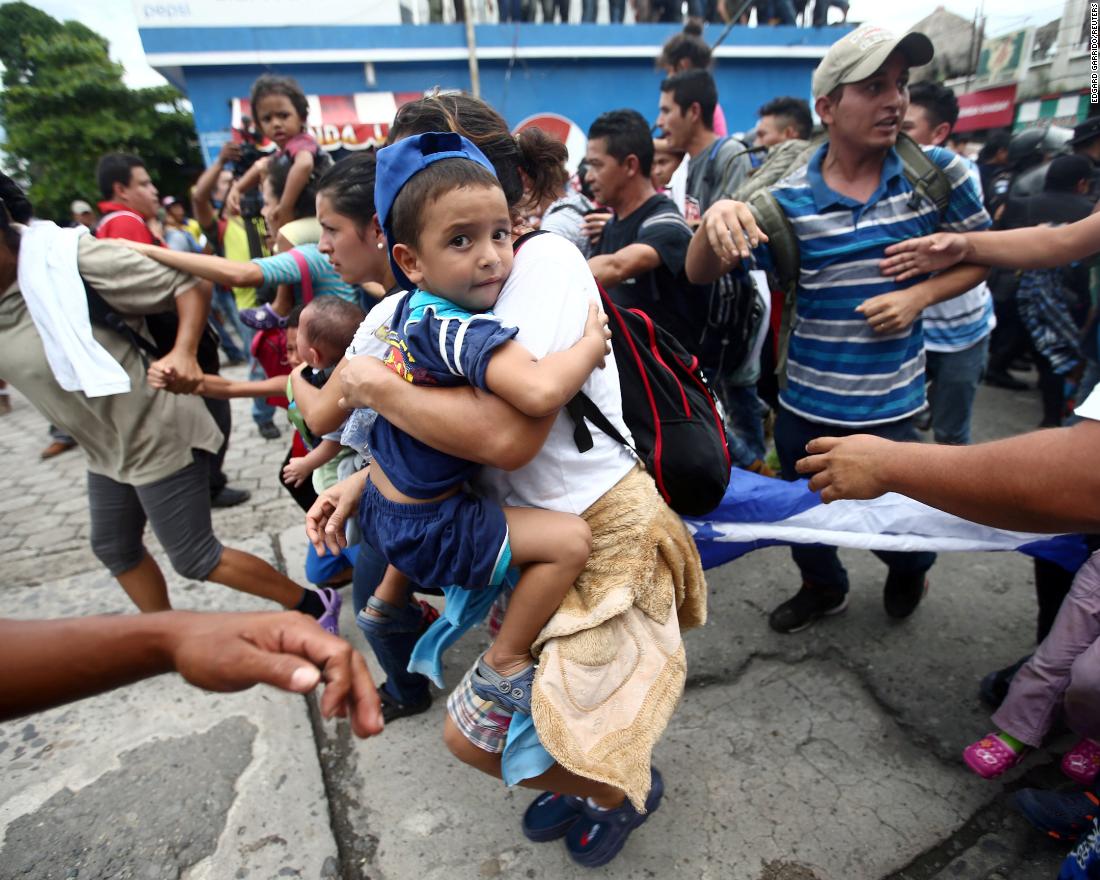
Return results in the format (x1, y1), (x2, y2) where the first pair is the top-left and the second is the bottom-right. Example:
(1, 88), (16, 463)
(359, 479), (512, 590)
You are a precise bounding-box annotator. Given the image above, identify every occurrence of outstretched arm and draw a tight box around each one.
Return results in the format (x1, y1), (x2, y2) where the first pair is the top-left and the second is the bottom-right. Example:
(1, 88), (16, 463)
(685, 199), (768, 284)
(794, 420), (1100, 533)
(150, 370), (288, 399)
(192, 141), (240, 231)
(111, 240), (265, 289)
(484, 303), (611, 417)
(146, 281), (211, 394)
(881, 213), (1100, 280)
(0, 611), (384, 736)
(588, 244), (662, 289)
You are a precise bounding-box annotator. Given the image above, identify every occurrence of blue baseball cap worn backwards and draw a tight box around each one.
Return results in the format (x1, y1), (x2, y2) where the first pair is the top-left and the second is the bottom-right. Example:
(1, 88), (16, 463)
(375, 131), (498, 291)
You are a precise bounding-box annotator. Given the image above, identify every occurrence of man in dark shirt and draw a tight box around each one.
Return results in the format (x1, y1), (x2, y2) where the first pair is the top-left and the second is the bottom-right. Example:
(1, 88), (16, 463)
(585, 109), (707, 358)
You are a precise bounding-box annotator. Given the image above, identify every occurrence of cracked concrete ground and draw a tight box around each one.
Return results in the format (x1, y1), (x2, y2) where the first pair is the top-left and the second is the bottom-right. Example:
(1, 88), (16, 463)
(0, 367), (1078, 878)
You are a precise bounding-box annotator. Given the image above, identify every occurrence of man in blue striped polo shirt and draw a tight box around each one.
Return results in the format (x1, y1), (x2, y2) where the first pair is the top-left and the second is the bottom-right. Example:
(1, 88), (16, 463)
(684, 24), (992, 633)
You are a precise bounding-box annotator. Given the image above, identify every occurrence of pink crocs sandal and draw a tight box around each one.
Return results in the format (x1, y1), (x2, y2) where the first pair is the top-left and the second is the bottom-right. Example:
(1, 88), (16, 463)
(963, 733), (1027, 778)
(1062, 738), (1100, 785)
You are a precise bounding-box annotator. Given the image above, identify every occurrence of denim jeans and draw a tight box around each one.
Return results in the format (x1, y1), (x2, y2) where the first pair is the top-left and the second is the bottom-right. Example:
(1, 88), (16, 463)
(211, 285), (249, 363)
(539, 0), (570, 21)
(924, 335), (989, 445)
(608, 0), (625, 20)
(239, 325), (277, 428)
(499, 0), (524, 21)
(757, 0), (796, 23)
(774, 407), (936, 594)
(811, 0), (847, 25)
(352, 538), (432, 706)
(581, 0), (597, 18)
(709, 373), (767, 469)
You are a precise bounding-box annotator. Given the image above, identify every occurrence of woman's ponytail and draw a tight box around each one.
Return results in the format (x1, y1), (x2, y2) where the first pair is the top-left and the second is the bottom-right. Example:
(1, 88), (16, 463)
(515, 127), (568, 209)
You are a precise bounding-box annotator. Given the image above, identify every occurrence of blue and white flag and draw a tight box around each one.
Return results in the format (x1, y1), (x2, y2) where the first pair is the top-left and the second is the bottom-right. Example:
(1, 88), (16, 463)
(686, 469), (1087, 573)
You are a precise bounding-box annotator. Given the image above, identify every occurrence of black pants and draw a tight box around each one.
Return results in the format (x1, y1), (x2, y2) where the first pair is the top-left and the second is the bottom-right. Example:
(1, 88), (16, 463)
(988, 293), (1030, 376)
(1034, 354), (1066, 427)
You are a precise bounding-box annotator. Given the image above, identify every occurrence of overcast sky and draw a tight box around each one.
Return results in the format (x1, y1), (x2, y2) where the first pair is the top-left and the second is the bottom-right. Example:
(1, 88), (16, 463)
(22, 0), (1073, 89)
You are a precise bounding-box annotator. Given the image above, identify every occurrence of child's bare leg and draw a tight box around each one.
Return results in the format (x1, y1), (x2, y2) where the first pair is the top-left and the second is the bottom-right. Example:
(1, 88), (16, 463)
(443, 715), (625, 808)
(483, 508), (591, 678)
(270, 283), (295, 317)
(362, 564), (410, 618)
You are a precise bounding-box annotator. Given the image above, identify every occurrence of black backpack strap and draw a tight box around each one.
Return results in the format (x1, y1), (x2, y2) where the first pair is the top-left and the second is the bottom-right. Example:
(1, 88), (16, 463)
(565, 390), (636, 456)
(81, 276), (159, 367)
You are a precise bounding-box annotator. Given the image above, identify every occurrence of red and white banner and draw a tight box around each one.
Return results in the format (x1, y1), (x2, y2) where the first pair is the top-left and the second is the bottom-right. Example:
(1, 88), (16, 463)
(955, 84), (1018, 134)
(231, 92), (426, 152)
(514, 112), (587, 172)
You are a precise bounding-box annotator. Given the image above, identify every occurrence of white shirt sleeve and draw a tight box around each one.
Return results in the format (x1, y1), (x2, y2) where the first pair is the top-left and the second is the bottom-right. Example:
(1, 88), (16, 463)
(1075, 385), (1100, 422)
(346, 293), (404, 360)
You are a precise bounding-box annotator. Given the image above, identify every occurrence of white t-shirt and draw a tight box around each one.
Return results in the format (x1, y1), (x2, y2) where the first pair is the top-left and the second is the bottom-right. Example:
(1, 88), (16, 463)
(1075, 384), (1100, 422)
(347, 232), (636, 515)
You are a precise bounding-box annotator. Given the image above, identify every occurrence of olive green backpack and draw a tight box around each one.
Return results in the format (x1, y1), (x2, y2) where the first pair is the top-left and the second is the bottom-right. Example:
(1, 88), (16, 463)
(745, 133), (952, 386)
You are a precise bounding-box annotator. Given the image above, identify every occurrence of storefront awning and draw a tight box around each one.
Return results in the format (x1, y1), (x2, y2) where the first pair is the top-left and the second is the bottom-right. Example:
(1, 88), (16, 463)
(230, 92), (426, 152)
(955, 84), (1017, 134)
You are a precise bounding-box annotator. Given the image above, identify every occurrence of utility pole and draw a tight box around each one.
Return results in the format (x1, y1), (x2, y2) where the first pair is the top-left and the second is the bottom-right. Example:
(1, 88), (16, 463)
(965, 0), (985, 93)
(464, 0), (480, 98)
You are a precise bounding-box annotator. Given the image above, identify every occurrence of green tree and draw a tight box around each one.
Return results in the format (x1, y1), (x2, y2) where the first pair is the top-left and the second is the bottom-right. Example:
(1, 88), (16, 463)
(0, 2), (200, 221)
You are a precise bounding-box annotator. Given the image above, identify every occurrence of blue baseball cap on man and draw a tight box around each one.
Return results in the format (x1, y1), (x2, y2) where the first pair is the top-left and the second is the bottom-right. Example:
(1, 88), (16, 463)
(375, 131), (498, 291)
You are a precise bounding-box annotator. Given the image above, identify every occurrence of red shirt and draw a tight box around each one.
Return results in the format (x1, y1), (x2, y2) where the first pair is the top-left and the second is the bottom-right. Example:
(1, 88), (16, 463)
(95, 201), (160, 245)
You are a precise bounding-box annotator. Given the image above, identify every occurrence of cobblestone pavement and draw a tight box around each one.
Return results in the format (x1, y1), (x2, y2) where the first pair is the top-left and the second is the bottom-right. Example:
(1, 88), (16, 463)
(0, 364), (300, 587)
(0, 367), (1081, 879)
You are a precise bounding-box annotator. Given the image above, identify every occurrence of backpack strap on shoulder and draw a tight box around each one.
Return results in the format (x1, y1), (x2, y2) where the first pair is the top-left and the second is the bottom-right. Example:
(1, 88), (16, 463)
(702, 135), (741, 193)
(746, 188), (799, 388)
(895, 133), (951, 216)
(81, 276), (160, 368)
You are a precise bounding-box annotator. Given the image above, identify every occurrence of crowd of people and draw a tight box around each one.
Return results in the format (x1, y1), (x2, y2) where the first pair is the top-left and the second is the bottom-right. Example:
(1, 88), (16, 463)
(2, 17), (1100, 876)
(432, 0), (849, 26)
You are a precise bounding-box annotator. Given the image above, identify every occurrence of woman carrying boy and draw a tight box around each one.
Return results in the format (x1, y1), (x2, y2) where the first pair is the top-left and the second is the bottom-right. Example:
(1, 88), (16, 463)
(301, 92), (706, 868)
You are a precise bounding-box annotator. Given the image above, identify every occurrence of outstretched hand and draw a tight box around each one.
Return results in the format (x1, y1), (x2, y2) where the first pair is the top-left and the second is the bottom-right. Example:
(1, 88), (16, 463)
(795, 434), (897, 503)
(148, 350), (202, 394)
(166, 610), (384, 738)
(699, 199), (768, 266)
(880, 233), (970, 281)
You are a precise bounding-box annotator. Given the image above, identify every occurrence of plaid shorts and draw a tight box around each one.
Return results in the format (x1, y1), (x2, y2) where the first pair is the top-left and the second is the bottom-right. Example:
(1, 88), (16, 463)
(447, 661), (514, 753)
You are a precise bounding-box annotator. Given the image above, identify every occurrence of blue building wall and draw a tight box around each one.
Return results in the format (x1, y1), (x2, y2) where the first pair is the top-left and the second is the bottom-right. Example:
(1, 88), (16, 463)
(139, 24), (846, 163)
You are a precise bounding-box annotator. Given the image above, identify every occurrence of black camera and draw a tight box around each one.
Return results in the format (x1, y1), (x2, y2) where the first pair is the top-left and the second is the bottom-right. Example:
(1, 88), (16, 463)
(227, 117), (266, 220)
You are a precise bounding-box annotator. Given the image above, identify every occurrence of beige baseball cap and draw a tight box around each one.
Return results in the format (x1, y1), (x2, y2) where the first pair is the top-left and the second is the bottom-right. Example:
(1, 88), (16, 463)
(812, 24), (934, 100)
(70, 199), (93, 215)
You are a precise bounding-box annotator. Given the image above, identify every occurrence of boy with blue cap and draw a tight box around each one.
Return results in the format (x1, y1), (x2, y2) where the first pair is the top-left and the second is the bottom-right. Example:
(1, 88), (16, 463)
(359, 131), (612, 713)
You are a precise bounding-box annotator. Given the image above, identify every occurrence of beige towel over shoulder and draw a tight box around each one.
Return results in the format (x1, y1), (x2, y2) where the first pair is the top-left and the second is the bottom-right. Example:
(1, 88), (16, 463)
(530, 465), (706, 811)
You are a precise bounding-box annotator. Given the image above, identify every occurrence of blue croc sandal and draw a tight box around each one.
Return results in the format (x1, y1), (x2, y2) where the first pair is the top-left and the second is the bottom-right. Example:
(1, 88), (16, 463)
(565, 766), (664, 868)
(521, 792), (584, 842)
(470, 654), (535, 714)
